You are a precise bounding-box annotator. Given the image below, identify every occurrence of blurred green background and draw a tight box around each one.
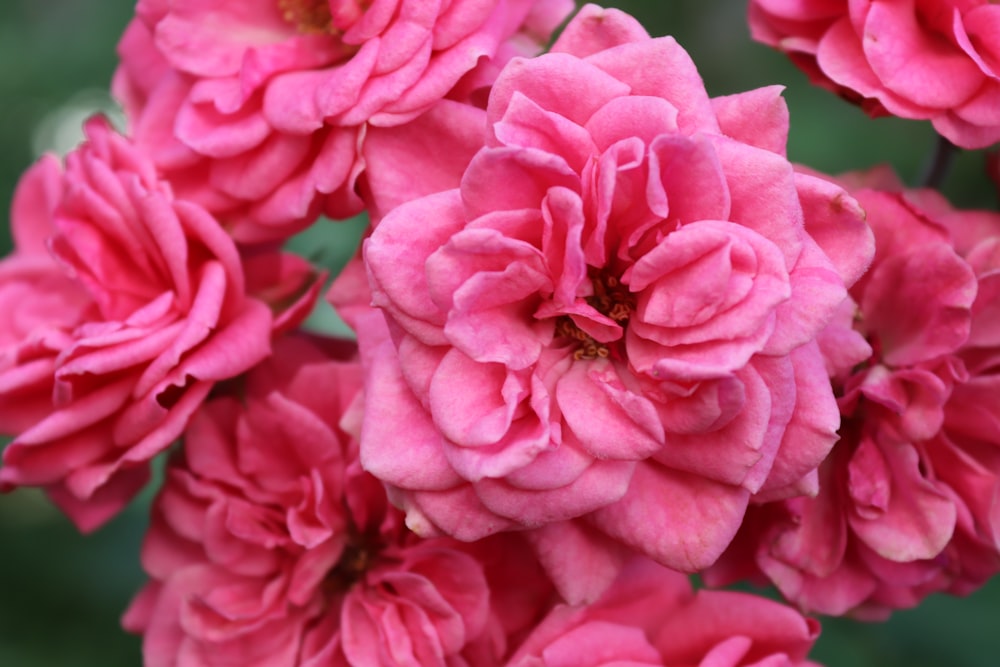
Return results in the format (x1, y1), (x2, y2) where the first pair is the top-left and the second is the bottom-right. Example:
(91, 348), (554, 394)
(1, 1), (998, 665)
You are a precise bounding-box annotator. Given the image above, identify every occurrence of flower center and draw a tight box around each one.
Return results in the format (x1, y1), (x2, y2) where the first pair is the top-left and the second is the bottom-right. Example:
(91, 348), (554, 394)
(555, 317), (609, 360)
(324, 532), (380, 591)
(278, 0), (333, 34)
(586, 272), (634, 324)
(277, 0), (368, 34)
(555, 269), (635, 361)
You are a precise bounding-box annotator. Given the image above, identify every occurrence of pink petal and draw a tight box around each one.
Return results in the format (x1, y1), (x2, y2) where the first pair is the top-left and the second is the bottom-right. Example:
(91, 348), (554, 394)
(590, 463), (750, 571)
(710, 85), (789, 155)
(549, 5), (650, 58)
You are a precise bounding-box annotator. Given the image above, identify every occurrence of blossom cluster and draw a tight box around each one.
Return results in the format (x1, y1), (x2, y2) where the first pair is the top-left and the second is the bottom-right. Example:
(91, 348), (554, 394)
(4, 0), (1000, 665)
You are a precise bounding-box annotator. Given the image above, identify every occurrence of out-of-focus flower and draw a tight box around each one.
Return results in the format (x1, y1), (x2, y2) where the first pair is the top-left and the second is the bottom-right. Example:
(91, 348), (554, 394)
(506, 557), (822, 667)
(748, 0), (1000, 149)
(0, 116), (274, 531)
(707, 169), (1000, 618)
(359, 4), (872, 602)
(124, 336), (555, 667)
(113, 0), (574, 242)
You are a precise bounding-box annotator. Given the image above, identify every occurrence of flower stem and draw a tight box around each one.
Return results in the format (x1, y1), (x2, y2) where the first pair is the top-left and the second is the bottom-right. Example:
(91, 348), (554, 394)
(919, 134), (958, 189)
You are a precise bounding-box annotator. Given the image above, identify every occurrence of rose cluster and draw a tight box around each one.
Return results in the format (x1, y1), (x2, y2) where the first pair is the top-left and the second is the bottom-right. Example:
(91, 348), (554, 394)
(5, 0), (1000, 665)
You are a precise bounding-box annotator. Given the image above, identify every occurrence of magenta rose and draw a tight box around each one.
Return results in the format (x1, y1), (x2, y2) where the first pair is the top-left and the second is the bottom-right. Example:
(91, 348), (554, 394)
(707, 172), (1000, 618)
(0, 116), (273, 531)
(124, 336), (555, 667)
(359, 5), (872, 600)
(113, 0), (573, 241)
(506, 557), (821, 667)
(749, 0), (1000, 148)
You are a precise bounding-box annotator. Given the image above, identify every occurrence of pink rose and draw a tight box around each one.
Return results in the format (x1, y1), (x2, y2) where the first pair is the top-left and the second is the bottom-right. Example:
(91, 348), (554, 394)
(359, 5), (872, 600)
(0, 116), (273, 531)
(0, 158), (92, 433)
(749, 0), (1000, 148)
(707, 173), (1000, 618)
(113, 0), (573, 241)
(506, 557), (821, 667)
(125, 335), (555, 667)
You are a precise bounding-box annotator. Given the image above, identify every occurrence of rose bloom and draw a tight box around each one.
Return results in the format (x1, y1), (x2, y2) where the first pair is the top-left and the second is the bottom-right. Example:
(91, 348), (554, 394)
(0, 116), (273, 531)
(113, 0), (573, 242)
(748, 0), (1000, 148)
(506, 557), (822, 667)
(359, 5), (872, 601)
(706, 169), (1000, 618)
(124, 336), (555, 667)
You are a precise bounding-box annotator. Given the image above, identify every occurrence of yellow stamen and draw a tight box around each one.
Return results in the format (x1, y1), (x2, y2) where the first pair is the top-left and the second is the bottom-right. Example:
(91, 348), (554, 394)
(555, 268), (636, 361)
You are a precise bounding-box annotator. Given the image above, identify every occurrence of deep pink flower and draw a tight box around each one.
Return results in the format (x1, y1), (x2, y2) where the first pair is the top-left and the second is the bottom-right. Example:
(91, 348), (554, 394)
(113, 0), (573, 241)
(749, 0), (1000, 148)
(506, 557), (822, 667)
(0, 116), (273, 531)
(359, 5), (872, 601)
(124, 336), (556, 667)
(707, 172), (1000, 618)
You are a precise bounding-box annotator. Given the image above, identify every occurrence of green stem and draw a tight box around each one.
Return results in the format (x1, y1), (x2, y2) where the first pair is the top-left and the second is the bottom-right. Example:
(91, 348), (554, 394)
(919, 134), (958, 190)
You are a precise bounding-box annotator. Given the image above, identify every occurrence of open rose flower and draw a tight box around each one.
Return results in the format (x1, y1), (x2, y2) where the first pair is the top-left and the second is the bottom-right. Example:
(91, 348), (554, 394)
(359, 5), (872, 600)
(0, 160), (92, 433)
(748, 0), (1000, 148)
(706, 170), (1000, 618)
(0, 116), (273, 531)
(124, 336), (555, 667)
(506, 557), (822, 667)
(113, 0), (573, 242)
